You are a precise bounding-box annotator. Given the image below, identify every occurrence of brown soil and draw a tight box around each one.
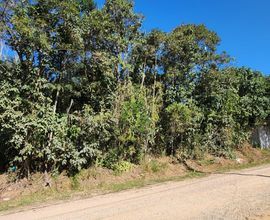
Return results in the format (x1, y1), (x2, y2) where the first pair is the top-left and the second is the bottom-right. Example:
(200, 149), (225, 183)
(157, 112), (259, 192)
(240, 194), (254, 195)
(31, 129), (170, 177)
(2, 163), (270, 220)
(0, 146), (269, 211)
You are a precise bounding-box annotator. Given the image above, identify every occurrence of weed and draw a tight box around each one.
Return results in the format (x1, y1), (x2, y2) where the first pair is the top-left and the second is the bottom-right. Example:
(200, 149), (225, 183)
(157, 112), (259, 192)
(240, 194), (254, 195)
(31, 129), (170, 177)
(113, 161), (133, 174)
(143, 160), (168, 173)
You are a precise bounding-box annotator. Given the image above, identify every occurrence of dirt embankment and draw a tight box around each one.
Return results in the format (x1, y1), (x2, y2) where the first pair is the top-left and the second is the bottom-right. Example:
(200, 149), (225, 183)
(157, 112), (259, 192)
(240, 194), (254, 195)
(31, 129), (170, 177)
(2, 163), (270, 219)
(0, 145), (270, 213)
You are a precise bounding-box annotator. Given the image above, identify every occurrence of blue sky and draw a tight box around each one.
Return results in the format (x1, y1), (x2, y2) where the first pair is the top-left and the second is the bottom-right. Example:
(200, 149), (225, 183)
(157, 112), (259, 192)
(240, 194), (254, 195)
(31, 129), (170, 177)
(97, 0), (270, 74)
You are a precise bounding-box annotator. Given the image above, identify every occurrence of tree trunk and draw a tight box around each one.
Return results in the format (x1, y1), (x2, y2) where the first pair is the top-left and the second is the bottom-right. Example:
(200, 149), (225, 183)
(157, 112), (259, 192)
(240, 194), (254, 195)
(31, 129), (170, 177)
(140, 60), (147, 89)
(44, 88), (60, 187)
(0, 40), (4, 60)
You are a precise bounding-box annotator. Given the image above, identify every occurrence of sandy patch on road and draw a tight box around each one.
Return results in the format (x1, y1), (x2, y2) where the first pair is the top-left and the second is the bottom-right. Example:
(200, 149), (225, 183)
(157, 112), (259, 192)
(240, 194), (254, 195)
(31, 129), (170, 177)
(251, 210), (270, 220)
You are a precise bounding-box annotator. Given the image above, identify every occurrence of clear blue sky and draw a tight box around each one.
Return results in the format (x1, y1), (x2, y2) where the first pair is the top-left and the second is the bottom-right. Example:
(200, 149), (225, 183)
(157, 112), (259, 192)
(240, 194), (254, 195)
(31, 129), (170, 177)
(97, 0), (270, 74)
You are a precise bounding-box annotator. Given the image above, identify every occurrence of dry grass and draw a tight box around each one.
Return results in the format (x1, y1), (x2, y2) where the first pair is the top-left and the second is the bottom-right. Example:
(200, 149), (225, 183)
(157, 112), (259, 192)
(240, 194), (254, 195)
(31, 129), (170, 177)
(1, 146), (270, 213)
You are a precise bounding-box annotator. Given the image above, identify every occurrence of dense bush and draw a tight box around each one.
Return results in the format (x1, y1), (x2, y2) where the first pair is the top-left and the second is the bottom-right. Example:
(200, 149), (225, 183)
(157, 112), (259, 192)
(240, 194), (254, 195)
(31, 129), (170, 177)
(0, 0), (269, 176)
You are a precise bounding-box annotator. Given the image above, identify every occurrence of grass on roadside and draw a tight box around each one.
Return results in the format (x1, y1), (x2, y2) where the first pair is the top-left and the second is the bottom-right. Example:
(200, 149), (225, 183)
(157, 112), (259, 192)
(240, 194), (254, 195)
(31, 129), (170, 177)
(1, 148), (270, 214)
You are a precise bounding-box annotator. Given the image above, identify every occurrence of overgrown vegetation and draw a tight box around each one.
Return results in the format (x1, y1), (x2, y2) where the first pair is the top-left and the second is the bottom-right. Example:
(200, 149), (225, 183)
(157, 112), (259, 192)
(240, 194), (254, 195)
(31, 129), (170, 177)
(1, 148), (270, 212)
(0, 0), (269, 177)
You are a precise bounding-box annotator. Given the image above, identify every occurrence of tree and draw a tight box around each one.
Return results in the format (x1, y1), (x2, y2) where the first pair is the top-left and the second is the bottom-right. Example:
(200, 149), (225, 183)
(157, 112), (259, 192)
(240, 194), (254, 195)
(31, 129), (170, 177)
(162, 24), (229, 105)
(0, 0), (269, 176)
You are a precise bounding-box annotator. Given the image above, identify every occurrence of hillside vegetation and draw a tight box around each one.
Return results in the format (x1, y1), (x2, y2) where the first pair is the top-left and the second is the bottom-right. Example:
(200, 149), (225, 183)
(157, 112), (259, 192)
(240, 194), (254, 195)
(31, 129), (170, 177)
(0, 0), (269, 178)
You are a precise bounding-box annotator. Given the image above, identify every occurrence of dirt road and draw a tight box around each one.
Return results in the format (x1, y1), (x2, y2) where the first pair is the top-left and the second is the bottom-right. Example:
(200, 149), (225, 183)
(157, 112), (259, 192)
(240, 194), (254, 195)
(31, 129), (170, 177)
(1, 165), (270, 220)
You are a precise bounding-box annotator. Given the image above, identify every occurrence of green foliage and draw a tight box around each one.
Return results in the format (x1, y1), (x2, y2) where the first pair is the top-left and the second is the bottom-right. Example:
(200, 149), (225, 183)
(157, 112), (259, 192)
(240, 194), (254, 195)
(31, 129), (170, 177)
(194, 68), (269, 156)
(113, 161), (133, 174)
(112, 81), (161, 163)
(0, 1), (269, 177)
(143, 160), (168, 173)
(162, 103), (202, 156)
